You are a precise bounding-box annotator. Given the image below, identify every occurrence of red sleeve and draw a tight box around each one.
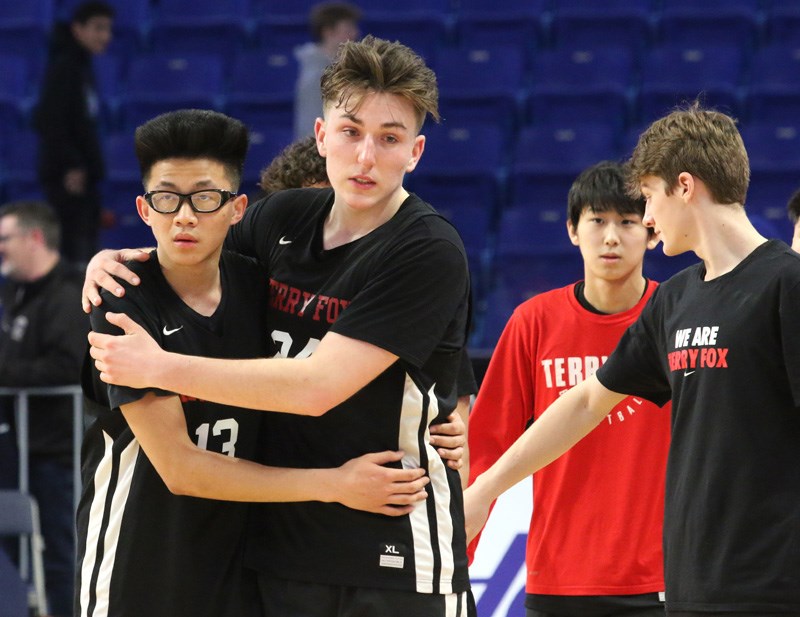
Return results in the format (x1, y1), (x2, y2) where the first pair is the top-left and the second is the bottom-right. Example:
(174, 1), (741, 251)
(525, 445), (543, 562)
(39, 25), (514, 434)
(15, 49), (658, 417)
(467, 304), (537, 560)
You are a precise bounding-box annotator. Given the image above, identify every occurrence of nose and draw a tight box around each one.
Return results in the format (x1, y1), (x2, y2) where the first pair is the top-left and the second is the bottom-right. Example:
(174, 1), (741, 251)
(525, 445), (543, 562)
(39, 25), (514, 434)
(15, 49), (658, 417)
(357, 135), (376, 167)
(643, 206), (655, 228)
(173, 200), (198, 224)
(604, 223), (621, 245)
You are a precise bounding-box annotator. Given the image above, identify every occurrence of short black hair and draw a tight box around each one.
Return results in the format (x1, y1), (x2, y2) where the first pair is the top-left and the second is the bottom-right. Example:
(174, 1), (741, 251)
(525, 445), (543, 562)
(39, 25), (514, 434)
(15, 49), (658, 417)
(71, 1), (115, 24)
(567, 161), (647, 231)
(0, 200), (61, 251)
(788, 189), (800, 224)
(309, 2), (361, 42)
(135, 109), (250, 190)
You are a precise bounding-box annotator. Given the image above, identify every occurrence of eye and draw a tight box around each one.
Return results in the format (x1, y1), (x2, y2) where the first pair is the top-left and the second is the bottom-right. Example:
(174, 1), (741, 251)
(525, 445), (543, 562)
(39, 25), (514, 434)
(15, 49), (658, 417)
(384, 134), (398, 144)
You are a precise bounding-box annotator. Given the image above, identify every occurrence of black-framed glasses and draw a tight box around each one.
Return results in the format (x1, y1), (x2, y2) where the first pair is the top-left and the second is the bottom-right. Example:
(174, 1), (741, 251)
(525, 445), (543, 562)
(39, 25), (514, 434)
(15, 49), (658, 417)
(143, 189), (237, 214)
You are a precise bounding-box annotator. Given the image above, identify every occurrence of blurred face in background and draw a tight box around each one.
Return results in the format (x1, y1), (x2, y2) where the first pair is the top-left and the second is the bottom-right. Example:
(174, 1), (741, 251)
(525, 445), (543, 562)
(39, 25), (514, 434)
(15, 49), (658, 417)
(72, 15), (113, 55)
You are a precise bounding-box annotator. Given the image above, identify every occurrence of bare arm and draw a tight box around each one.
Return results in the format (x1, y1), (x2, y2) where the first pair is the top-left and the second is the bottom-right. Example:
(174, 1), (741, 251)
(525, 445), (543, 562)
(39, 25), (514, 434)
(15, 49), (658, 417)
(90, 312), (398, 415)
(122, 391), (429, 515)
(464, 375), (626, 541)
(81, 248), (152, 313)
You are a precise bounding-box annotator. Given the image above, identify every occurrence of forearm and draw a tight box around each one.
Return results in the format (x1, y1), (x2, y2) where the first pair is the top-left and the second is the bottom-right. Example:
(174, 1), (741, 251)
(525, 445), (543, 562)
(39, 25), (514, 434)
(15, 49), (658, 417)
(470, 376), (619, 502)
(158, 352), (334, 415)
(161, 442), (338, 502)
(153, 331), (396, 415)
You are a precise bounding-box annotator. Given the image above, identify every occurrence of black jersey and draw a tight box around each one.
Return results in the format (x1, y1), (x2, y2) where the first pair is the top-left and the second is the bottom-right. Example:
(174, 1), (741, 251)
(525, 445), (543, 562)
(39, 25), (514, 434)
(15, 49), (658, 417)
(77, 251), (269, 617)
(597, 240), (800, 613)
(227, 188), (471, 594)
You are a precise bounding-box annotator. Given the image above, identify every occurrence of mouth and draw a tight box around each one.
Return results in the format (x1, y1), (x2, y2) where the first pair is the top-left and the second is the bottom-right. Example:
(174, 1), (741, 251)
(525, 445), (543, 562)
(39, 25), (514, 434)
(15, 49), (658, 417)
(350, 176), (376, 189)
(173, 234), (197, 245)
(600, 254), (621, 262)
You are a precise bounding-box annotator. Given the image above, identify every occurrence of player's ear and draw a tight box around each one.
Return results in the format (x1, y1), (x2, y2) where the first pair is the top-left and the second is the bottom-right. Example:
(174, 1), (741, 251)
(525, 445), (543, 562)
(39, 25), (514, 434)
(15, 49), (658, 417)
(315, 117), (327, 157)
(230, 193), (248, 225)
(405, 134), (425, 173)
(136, 195), (153, 227)
(567, 220), (580, 246)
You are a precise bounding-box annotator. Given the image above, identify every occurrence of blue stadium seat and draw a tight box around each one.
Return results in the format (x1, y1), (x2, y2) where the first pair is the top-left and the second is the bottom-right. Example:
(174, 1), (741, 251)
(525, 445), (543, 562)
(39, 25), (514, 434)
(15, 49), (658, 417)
(740, 122), (800, 232)
(509, 123), (619, 209)
(148, 0), (249, 64)
(765, 0), (800, 46)
(2, 130), (43, 201)
(226, 49), (298, 131)
(0, 54), (34, 130)
(435, 46), (527, 134)
(120, 52), (225, 130)
(360, 13), (450, 61)
(454, 0), (543, 50)
(549, 0), (653, 54)
(525, 47), (634, 128)
(745, 44), (800, 125)
(241, 127), (295, 196)
(637, 44), (744, 125)
(655, 1), (759, 49)
(0, 0), (53, 56)
(410, 123), (508, 220)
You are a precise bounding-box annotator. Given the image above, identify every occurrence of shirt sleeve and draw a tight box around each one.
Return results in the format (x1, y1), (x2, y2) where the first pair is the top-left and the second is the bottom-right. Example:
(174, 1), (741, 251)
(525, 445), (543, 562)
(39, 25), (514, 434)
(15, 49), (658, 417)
(596, 291), (672, 407)
(89, 285), (174, 409)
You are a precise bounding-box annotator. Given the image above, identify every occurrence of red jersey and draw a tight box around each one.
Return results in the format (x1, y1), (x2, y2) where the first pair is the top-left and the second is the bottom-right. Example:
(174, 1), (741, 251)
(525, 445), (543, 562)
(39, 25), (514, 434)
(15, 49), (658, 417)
(468, 281), (670, 595)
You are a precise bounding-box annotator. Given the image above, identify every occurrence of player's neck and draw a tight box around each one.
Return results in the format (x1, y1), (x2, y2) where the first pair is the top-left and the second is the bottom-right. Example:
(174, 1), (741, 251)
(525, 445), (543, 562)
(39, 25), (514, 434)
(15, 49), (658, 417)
(323, 189), (407, 249)
(582, 271), (647, 314)
(694, 204), (767, 280)
(157, 251), (222, 317)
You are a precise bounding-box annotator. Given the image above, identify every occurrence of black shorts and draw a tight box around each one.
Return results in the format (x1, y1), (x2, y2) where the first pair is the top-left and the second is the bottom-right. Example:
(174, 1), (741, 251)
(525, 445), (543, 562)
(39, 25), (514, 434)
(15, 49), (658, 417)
(526, 592), (665, 617)
(257, 575), (476, 617)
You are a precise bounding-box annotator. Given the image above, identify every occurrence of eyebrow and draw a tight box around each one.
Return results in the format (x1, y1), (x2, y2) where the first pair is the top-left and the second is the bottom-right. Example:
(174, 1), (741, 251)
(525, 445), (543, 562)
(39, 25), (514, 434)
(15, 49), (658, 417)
(152, 179), (216, 190)
(340, 113), (408, 131)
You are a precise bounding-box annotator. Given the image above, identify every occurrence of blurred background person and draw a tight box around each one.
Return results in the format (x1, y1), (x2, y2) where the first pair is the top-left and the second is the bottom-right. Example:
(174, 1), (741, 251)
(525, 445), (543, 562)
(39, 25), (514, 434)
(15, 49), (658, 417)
(293, 1), (361, 140)
(34, 1), (114, 267)
(787, 188), (800, 252)
(0, 201), (88, 617)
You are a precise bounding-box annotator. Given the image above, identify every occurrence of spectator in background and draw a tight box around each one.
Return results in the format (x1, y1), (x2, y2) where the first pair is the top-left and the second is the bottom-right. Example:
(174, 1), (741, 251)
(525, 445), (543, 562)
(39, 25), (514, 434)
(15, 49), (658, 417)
(0, 201), (88, 617)
(293, 1), (361, 140)
(34, 1), (114, 266)
(787, 188), (800, 251)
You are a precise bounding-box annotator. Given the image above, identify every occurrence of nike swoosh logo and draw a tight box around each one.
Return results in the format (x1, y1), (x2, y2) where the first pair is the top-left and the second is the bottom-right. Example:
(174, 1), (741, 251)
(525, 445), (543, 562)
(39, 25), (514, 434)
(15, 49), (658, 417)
(278, 236), (292, 245)
(163, 326), (184, 336)
(683, 370), (695, 376)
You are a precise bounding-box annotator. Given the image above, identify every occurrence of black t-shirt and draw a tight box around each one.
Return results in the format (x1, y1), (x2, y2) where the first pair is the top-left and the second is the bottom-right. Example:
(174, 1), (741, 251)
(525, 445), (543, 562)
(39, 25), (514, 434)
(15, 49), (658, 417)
(77, 252), (269, 617)
(227, 187), (472, 594)
(597, 240), (800, 613)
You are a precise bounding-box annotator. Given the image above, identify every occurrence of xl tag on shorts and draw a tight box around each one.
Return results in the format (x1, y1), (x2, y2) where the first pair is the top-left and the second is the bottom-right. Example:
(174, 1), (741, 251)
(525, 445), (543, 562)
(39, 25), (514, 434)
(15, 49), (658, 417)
(379, 542), (406, 569)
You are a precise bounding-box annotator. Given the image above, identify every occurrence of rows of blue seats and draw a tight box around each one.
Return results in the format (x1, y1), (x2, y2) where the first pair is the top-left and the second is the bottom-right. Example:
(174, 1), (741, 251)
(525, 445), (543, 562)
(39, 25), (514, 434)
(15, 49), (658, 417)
(2, 0), (799, 347)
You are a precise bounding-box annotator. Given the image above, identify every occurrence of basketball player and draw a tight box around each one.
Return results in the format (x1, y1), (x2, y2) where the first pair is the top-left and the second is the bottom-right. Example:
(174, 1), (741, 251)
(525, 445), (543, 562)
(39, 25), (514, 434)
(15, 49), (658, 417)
(468, 161), (669, 617)
(465, 104), (800, 616)
(78, 109), (439, 617)
(85, 37), (473, 616)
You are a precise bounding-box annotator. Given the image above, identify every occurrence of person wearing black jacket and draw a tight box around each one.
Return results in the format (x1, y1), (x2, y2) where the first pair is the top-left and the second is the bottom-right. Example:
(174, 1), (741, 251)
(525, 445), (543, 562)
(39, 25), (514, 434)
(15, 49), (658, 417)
(0, 201), (89, 617)
(34, 1), (113, 266)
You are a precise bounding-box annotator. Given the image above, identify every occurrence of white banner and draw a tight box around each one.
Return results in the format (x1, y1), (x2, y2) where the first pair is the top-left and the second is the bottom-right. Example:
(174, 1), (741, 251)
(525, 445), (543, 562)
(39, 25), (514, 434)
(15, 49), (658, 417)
(469, 478), (532, 617)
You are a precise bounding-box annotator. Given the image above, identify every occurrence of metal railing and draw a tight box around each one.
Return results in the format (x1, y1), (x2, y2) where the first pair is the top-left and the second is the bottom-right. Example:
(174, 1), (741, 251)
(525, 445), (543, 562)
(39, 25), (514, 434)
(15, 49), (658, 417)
(0, 385), (84, 517)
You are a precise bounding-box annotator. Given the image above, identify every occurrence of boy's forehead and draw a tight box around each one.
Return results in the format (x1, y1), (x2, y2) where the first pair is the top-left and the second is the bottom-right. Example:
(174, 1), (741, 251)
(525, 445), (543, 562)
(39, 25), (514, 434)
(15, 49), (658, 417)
(324, 92), (419, 127)
(146, 158), (231, 187)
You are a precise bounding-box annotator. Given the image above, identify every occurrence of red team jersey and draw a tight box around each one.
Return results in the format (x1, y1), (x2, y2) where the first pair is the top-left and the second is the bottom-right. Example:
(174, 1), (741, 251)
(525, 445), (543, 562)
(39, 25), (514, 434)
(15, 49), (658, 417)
(468, 280), (670, 596)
